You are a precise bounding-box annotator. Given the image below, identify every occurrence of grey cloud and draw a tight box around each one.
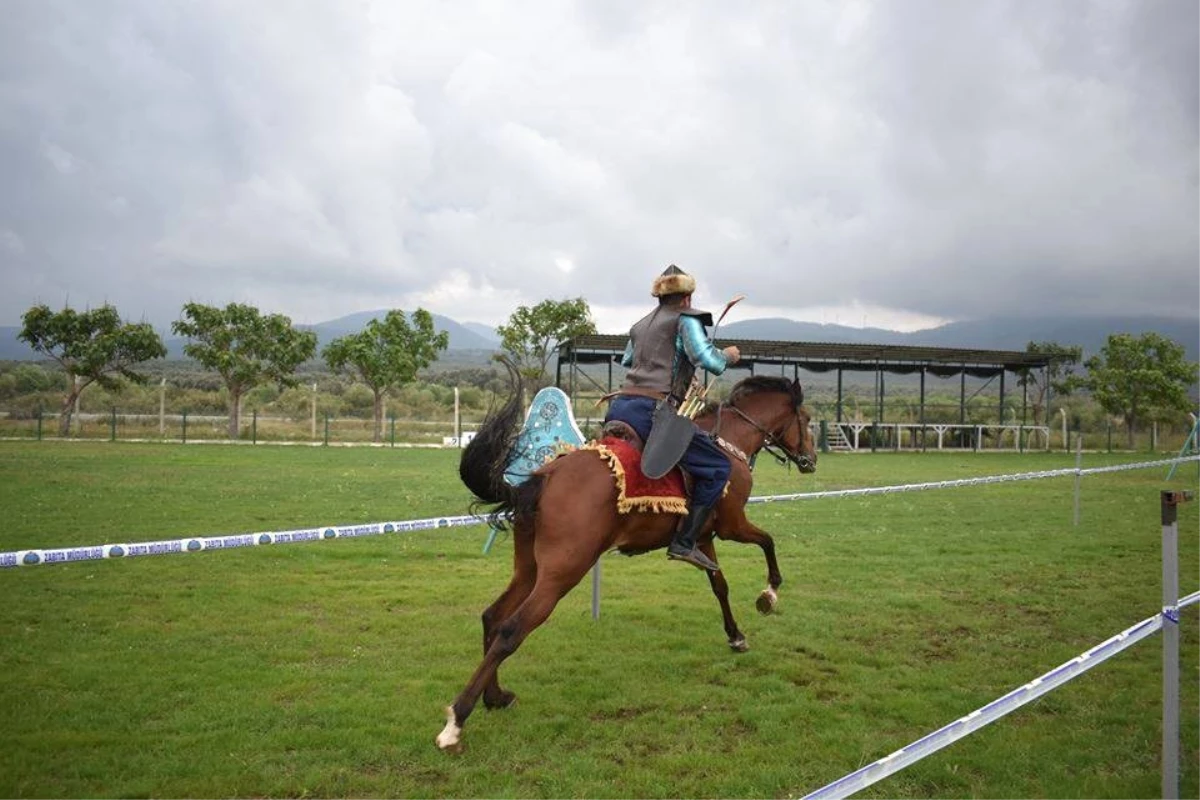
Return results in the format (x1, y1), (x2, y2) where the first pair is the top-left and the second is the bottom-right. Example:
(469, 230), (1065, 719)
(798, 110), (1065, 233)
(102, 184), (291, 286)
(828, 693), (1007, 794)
(1, 0), (1195, 330)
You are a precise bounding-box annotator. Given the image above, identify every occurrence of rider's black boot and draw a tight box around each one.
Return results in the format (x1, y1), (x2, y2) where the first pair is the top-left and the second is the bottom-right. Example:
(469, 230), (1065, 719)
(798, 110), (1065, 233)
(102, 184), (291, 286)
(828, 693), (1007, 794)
(667, 502), (719, 572)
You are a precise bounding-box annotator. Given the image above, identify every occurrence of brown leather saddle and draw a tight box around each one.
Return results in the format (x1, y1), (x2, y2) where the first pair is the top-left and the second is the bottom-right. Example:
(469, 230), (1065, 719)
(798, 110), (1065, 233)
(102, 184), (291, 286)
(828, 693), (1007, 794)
(600, 420), (644, 451)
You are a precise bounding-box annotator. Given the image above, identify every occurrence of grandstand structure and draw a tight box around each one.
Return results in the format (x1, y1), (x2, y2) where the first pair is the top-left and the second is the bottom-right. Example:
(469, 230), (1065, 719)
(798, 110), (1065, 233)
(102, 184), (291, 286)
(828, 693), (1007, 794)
(556, 335), (1064, 449)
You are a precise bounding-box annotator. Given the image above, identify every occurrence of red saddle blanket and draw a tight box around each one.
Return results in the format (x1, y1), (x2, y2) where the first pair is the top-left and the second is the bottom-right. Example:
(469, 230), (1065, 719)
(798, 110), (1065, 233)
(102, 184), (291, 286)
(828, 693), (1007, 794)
(580, 437), (687, 515)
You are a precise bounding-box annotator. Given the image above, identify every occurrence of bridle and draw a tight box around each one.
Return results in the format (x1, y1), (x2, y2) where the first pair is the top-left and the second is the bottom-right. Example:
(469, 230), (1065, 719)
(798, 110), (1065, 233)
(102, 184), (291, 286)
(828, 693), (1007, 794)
(716, 401), (814, 472)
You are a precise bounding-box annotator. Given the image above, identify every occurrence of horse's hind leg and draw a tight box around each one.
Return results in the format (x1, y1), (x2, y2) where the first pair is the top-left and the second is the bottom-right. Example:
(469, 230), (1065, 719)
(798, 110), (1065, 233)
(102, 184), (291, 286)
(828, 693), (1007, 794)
(481, 525), (537, 709)
(437, 567), (591, 752)
(699, 541), (748, 652)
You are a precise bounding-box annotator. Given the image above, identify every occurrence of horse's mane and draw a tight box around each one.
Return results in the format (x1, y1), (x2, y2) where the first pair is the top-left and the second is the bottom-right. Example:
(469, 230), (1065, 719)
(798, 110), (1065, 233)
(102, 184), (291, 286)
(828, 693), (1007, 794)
(727, 375), (804, 408)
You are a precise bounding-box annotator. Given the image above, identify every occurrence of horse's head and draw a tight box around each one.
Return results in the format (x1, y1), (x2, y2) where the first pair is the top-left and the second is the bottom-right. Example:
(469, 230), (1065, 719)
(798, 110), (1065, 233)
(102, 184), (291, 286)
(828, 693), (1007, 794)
(725, 376), (817, 473)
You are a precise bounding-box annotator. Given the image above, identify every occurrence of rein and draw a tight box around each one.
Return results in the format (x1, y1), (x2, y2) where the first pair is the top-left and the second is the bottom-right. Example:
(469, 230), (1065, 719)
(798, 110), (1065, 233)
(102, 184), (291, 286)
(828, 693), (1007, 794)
(712, 401), (813, 471)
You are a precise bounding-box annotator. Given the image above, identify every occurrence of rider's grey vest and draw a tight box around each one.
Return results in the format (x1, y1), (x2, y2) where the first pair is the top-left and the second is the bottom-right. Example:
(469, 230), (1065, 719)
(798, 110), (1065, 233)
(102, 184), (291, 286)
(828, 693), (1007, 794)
(621, 306), (708, 402)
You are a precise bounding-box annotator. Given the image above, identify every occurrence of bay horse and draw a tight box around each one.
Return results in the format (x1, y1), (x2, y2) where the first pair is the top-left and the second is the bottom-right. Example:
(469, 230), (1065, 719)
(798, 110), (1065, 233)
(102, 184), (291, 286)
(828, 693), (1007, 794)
(436, 371), (817, 752)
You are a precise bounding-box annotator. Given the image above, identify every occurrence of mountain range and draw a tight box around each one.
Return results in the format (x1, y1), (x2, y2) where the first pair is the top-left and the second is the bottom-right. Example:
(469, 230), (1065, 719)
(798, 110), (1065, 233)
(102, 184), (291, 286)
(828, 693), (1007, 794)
(0, 311), (1195, 364)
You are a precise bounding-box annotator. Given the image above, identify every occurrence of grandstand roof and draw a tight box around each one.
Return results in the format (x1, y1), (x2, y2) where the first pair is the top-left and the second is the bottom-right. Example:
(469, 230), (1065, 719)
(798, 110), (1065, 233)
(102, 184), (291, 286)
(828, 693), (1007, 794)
(558, 334), (1059, 378)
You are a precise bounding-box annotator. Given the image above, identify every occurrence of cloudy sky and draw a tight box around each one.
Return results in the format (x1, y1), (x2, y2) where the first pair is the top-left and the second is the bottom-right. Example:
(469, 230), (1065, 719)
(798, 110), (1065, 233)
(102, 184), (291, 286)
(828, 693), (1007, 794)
(2, 0), (1196, 335)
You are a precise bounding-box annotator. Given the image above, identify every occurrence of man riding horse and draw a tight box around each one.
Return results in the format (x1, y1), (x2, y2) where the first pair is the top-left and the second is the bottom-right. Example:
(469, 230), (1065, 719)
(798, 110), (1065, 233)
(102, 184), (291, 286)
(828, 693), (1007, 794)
(603, 264), (741, 572)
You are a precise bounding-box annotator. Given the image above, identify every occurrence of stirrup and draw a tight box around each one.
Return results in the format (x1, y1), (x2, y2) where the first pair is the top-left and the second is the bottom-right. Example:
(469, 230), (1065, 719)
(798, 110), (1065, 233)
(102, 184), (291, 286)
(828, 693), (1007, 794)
(667, 546), (719, 572)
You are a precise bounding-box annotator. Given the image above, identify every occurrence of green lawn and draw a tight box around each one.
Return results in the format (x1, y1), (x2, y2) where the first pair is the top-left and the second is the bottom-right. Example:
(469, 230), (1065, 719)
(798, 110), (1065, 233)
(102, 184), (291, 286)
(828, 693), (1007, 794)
(0, 442), (1195, 798)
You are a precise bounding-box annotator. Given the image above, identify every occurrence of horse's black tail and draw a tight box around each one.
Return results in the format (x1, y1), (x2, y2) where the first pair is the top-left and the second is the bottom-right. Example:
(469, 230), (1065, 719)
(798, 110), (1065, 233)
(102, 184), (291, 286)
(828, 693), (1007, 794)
(459, 359), (529, 523)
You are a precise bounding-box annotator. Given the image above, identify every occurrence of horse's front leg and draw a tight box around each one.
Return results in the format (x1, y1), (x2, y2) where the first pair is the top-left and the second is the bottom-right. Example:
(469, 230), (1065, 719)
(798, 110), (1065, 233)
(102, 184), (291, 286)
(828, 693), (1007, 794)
(716, 517), (783, 615)
(699, 541), (748, 652)
(751, 526), (783, 615)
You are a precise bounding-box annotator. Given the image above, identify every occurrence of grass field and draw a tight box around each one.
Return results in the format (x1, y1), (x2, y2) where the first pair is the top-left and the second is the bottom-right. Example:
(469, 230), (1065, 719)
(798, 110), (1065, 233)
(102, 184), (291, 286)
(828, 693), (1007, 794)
(0, 441), (1196, 799)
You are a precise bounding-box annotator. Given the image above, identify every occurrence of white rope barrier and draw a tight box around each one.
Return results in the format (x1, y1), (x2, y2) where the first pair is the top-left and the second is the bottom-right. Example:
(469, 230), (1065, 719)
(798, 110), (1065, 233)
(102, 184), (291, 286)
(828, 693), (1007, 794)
(749, 456), (1198, 504)
(1181, 590), (1200, 609)
(4, 456), (1195, 568)
(0, 514), (482, 568)
(803, 608), (1180, 799)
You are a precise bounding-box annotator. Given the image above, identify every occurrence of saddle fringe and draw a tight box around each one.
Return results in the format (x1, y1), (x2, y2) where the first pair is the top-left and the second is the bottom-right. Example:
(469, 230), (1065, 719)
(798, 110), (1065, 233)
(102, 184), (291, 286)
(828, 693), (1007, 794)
(576, 442), (688, 515)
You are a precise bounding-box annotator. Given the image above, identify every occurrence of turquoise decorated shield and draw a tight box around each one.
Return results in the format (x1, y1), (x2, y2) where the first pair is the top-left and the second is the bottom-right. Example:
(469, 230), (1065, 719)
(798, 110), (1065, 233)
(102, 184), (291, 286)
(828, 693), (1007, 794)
(502, 387), (585, 486)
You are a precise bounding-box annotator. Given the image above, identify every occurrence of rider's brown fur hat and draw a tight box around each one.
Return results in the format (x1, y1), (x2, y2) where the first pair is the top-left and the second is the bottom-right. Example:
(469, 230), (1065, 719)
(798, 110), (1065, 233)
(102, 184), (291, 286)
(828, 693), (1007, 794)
(651, 264), (696, 297)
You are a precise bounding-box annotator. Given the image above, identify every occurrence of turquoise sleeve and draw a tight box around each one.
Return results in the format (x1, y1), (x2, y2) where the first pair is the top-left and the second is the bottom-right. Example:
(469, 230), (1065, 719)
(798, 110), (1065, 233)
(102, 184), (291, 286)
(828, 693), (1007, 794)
(620, 340), (633, 368)
(678, 315), (728, 375)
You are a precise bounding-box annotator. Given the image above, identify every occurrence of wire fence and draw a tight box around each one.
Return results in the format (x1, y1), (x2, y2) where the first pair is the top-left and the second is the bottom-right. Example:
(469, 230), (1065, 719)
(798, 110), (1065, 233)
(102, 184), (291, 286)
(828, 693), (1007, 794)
(0, 410), (482, 446)
(2, 407), (1193, 455)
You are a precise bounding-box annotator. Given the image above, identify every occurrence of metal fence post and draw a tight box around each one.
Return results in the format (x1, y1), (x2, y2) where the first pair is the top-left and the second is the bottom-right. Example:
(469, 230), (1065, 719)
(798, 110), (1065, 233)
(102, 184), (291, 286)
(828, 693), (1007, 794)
(110, 407), (116, 441)
(311, 383), (318, 440)
(324, 412), (330, 446)
(1072, 435), (1083, 527)
(591, 561), (601, 620)
(36, 408), (42, 441)
(252, 409), (257, 444)
(1160, 489), (1191, 799)
(390, 414), (396, 447)
(182, 411), (188, 443)
(819, 420), (829, 453)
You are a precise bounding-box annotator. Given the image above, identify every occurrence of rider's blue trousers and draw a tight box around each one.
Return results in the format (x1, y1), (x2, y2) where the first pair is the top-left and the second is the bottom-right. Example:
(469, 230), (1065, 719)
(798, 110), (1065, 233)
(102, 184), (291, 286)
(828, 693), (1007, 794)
(604, 395), (730, 507)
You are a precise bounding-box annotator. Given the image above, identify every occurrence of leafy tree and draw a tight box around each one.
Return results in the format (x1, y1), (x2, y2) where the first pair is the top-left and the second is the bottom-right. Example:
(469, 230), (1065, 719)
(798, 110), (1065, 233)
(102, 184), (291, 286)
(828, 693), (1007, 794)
(496, 297), (596, 392)
(172, 302), (317, 439)
(1015, 341), (1082, 425)
(322, 309), (449, 442)
(1081, 332), (1197, 448)
(4, 363), (63, 395)
(19, 304), (166, 436)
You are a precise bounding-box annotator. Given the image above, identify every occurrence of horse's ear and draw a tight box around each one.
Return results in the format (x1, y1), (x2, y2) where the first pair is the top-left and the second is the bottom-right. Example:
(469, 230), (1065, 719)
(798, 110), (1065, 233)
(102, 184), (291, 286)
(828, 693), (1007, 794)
(791, 378), (804, 405)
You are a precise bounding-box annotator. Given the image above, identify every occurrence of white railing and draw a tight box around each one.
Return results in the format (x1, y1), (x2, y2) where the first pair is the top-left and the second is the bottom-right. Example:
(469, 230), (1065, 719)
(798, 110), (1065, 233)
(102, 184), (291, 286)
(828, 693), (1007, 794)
(803, 501), (1196, 799)
(833, 422), (1051, 451)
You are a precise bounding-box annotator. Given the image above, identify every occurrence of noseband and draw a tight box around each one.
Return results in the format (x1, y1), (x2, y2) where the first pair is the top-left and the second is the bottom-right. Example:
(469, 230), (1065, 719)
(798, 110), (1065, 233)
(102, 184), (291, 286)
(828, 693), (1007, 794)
(723, 402), (814, 471)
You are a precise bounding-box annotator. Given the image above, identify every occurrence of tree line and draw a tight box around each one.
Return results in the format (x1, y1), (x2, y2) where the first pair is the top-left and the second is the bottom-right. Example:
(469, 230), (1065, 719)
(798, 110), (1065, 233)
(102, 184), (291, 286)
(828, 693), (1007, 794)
(15, 299), (1196, 448)
(16, 298), (595, 442)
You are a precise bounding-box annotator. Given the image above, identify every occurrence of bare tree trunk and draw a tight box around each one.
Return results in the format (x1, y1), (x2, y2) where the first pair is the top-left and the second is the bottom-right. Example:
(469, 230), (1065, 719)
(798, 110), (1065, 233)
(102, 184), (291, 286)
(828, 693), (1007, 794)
(373, 388), (384, 443)
(58, 390), (79, 437)
(228, 388), (242, 439)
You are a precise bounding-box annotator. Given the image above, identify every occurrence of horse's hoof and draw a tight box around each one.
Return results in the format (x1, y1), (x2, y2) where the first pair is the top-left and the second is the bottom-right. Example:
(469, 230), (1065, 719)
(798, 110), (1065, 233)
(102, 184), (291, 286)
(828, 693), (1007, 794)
(436, 706), (464, 753)
(436, 738), (464, 755)
(729, 636), (749, 652)
(756, 588), (778, 615)
(484, 690), (517, 710)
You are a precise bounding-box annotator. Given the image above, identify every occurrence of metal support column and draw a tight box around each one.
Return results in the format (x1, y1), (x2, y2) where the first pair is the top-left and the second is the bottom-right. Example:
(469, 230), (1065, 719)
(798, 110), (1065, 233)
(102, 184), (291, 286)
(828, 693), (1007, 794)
(1045, 364), (1053, 439)
(836, 369), (844, 424)
(879, 370), (885, 424)
(1160, 489), (1191, 800)
(960, 370), (967, 447)
(998, 370), (1006, 429)
(919, 368), (927, 452)
(570, 347), (578, 409)
(1021, 379), (1028, 452)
